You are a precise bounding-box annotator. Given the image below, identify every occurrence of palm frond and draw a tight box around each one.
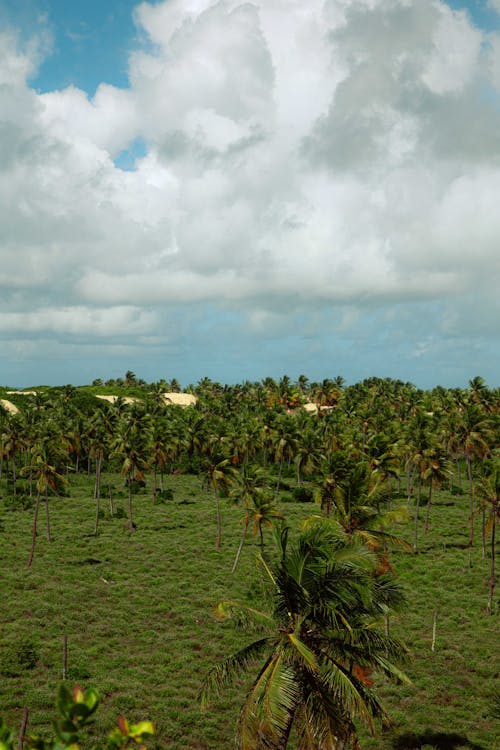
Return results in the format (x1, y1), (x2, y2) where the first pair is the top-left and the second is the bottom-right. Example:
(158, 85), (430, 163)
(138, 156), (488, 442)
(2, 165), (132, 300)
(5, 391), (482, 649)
(214, 600), (273, 630)
(200, 637), (272, 709)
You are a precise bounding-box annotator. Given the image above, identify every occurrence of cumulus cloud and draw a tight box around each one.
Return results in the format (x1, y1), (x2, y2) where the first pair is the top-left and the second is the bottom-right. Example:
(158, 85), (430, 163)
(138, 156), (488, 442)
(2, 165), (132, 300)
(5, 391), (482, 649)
(1, 0), (499, 385)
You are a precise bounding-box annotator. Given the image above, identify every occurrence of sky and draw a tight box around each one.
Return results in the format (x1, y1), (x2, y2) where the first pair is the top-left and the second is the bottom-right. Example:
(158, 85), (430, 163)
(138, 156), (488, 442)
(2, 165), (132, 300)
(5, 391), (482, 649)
(0, 0), (500, 390)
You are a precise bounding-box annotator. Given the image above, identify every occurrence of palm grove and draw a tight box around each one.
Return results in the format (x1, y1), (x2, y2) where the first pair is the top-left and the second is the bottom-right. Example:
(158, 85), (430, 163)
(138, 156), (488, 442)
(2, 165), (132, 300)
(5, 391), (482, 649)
(0, 374), (498, 749)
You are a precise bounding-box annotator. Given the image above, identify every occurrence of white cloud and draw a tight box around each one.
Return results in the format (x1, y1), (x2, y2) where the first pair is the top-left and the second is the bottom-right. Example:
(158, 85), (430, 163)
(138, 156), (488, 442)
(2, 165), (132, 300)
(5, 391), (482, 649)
(0, 307), (158, 337)
(0, 1), (499, 385)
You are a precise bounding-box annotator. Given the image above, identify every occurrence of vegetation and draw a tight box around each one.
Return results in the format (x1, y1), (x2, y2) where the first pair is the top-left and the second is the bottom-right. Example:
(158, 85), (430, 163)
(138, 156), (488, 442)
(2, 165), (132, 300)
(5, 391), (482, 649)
(0, 373), (498, 749)
(0, 684), (154, 750)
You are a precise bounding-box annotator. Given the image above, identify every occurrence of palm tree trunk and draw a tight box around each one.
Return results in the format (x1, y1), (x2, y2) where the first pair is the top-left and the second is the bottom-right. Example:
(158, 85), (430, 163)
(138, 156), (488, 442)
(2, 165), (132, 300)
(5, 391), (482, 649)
(487, 512), (496, 615)
(466, 454), (474, 547)
(93, 455), (102, 536)
(45, 487), (51, 542)
(214, 487), (221, 548)
(12, 458), (17, 496)
(274, 456), (284, 501)
(127, 475), (135, 532)
(413, 476), (422, 554)
(406, 463), (412, 504)
(231, 513), (249, 574)
(27, 491), (41, 568)
(424, 483), (433, 534)
(481, 507), (487, 559)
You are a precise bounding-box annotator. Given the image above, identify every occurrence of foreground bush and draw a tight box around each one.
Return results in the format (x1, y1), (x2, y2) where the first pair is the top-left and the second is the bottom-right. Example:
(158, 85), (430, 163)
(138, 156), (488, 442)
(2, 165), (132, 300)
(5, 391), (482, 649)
(0, 685), (154, 750)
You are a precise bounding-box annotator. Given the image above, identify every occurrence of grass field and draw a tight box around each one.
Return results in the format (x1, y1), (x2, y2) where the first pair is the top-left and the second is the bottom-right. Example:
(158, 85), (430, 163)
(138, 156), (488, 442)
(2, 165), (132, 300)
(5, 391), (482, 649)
(0, 470), (498, 750)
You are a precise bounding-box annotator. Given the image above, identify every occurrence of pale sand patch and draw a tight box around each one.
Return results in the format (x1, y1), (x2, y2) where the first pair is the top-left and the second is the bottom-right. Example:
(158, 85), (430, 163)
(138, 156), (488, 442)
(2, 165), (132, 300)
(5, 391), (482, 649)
(95, 395), (140, 405)
(303, 402), (319, 414)
(162, 392), (197, 406)
(0, 399), (19, 414)
(6, 391), (38, 395)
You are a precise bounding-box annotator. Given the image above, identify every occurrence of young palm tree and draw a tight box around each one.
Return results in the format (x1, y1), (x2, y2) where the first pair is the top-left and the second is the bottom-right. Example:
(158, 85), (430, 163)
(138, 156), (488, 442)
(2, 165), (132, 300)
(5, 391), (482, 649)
(318, 462), (408, 554)
(202, 523), (410, 750)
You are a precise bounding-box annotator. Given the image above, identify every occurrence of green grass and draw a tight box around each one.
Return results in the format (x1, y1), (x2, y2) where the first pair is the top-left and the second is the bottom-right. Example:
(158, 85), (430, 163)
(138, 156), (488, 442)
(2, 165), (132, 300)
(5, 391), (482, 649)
(0, 474), (498, 750)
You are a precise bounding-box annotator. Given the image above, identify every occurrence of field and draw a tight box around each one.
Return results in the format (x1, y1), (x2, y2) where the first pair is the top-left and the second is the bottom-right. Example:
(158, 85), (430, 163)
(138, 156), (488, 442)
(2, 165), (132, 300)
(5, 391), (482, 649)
(0, 468), (498, 750)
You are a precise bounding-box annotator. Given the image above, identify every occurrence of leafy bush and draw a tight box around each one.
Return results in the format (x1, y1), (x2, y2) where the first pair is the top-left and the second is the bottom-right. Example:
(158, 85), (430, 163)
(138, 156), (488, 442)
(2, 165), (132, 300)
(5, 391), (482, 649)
(154, 488), (174, 503)
(0, 684), (154, 750)
(0, 639), (39, 677)
(2, 493), (34, 511)
(292, 486), (314, 503)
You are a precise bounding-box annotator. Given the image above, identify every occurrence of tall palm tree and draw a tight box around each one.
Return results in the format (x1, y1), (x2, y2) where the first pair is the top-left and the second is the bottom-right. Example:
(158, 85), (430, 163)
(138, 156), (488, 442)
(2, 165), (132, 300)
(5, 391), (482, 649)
(23, 445), (67, 568)
(476, 459), (500, 614)
(422, 448), (451, 535)
(455, 405), (494, 547)
(230, 464), (273, 573)
(202, 523), (410, 750)
(111, 415), (151, 532)
(201, 442), (234, 549)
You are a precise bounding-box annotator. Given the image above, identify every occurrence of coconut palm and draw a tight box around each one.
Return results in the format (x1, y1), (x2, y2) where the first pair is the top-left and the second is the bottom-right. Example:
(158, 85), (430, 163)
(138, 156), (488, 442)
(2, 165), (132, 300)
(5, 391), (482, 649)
(455, 405), (494, 547)
(201, 443), (234, 549)
(422, 448), (451, 534)
(111, 414), (151, 532)
(22, 444), (67, 568)
(318, 462), (409, 554)
(202, 523), (410, 750)
(476, 459), (500, 614)
(230, 464), (270, 573)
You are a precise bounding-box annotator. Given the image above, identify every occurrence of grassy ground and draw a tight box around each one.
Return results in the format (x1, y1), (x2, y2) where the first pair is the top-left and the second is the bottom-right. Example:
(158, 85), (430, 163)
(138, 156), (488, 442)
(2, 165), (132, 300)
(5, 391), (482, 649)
(0, 472), (498, 750)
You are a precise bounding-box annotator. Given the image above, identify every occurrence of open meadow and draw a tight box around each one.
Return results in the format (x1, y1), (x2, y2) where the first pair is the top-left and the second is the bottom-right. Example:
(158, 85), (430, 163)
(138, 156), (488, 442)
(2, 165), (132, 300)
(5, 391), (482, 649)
(0, 470), (498, 750)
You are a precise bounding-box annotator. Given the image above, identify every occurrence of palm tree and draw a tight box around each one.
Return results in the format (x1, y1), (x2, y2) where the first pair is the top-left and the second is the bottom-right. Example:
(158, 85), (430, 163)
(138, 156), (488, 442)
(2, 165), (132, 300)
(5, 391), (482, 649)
(318, 462), (408, 554)
(230, 464), (270, 573)
(201, 443), (234, 548)
(422, 448), (451, 534)
(23, 445), (67, 568)
(87, 414), (110, 535)
(455, 405), (493, 547)
(1, 414), (25, 496)
(476, 459), (500, 614)
(202, 523), (410, 750)
(111, 416), (151, 532)
(250, 488), (284, 551)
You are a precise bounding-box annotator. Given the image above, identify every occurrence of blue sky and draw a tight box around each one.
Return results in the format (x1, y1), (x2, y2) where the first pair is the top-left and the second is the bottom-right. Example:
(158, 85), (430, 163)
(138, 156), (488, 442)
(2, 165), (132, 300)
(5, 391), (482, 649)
(0, 0), (500, 389)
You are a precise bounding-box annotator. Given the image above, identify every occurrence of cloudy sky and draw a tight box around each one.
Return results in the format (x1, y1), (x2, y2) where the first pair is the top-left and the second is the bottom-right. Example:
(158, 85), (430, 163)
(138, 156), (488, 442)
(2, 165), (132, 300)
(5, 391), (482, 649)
(0, 0), (499, 389)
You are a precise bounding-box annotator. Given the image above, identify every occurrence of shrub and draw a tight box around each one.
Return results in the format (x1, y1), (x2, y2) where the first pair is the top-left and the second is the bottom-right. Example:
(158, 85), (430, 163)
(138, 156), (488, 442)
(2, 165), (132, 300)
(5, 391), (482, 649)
(292, 486), (314, 503)
(0, 684), (154, 750)
(0, 639), (39, 677)
(3, 493), (33, 511)
(155, 488), (174, 503)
